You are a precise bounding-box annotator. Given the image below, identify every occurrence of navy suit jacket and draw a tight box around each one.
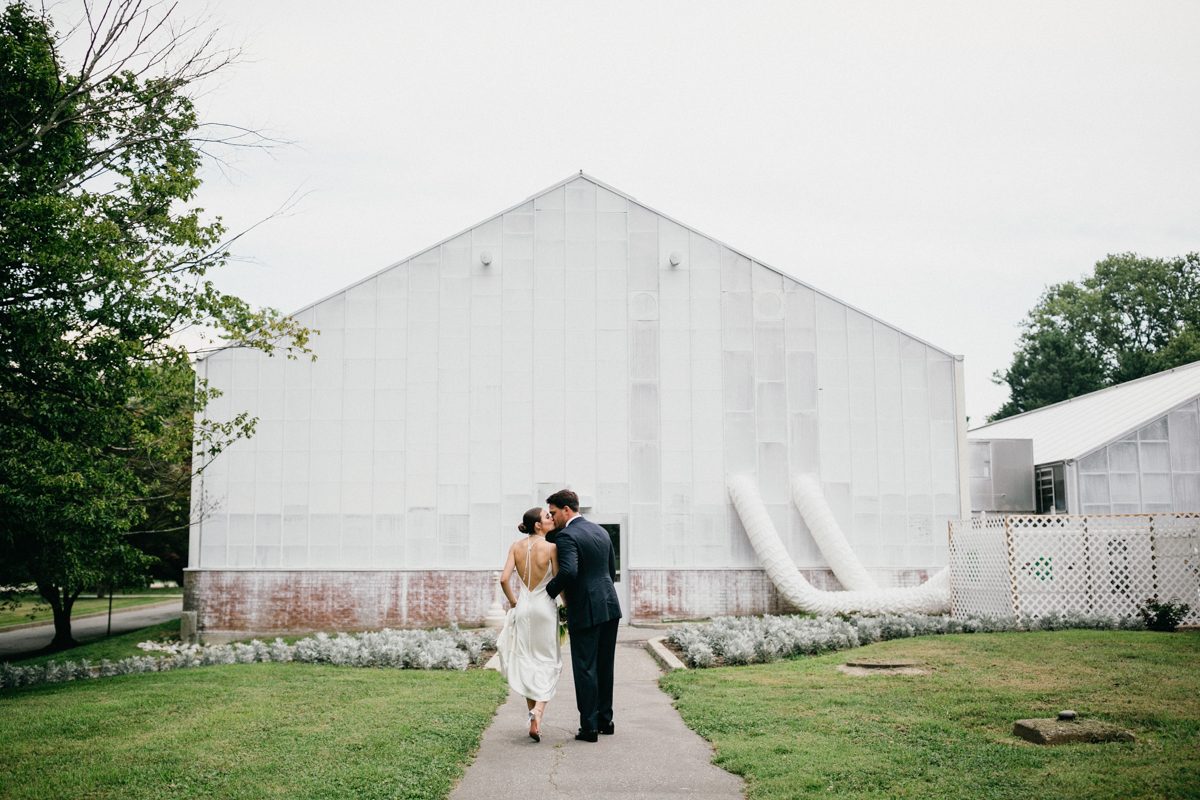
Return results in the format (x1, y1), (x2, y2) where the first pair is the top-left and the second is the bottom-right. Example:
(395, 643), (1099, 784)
(546, 517), (622, 630)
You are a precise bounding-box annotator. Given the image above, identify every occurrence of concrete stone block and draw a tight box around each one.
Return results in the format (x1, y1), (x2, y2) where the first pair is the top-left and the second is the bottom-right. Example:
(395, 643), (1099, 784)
(1013, 718), (1135, 745)
(180, 611), (199, 645)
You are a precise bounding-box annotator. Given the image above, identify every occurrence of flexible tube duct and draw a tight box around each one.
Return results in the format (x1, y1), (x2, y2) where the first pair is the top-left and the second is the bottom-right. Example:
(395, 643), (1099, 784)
(790, 474), (879, 591)
(729, 474), (950, 616)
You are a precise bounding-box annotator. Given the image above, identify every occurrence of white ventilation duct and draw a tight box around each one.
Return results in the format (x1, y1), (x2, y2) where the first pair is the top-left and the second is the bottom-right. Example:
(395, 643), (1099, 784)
(729, 474), (951, 616)
(790, 474), (879, 591)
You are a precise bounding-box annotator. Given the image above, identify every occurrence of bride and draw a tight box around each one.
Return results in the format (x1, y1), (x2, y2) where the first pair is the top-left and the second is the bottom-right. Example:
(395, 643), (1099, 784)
(496, 507), (563, 742)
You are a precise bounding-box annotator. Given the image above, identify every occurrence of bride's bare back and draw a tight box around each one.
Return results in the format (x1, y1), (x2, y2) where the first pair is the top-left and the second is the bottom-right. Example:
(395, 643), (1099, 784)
(513, 537), (557, 589)
(500, 508), (561, 609)
(500, 534), (558, 607)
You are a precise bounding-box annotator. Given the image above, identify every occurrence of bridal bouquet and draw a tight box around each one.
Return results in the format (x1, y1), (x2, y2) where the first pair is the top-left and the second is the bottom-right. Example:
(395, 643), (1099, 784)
(557, 601), (569, 645)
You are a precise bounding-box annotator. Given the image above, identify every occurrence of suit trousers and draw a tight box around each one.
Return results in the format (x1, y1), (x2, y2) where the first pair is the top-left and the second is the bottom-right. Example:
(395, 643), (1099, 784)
(568, 616), (619, 732)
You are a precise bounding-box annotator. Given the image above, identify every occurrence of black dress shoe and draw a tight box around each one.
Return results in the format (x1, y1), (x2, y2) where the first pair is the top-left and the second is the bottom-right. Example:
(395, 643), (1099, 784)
(575, 729), (599, 742)
(599, 723), (614, 735)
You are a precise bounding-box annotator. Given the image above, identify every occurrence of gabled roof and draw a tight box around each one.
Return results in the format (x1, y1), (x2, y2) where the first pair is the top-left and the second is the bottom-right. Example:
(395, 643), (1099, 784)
(969, 359), (1200, 464)
(278, 172), (959, 360)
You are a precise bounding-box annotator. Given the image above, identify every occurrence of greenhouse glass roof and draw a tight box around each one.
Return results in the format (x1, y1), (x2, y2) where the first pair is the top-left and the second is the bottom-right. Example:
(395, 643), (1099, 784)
(969, 360), (1200, 464)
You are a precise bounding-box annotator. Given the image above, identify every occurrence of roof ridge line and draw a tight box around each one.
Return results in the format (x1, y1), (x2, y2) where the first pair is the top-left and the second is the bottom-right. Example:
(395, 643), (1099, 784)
(971, 358), (1200, 432)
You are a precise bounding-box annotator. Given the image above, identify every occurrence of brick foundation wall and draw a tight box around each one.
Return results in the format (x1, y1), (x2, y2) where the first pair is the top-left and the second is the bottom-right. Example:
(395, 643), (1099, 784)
(629, 569), (833, 621)
(186, 566), (937, 638)
(184, 570), (496, 638)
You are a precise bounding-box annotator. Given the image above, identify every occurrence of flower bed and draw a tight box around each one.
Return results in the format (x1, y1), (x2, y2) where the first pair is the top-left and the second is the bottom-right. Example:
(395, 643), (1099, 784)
(0, 624), (498, 690)
(666, 611), (1147, 668)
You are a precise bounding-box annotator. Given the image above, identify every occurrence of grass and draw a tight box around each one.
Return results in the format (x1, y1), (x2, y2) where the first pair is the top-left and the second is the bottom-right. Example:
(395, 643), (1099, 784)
(9, 619), (183, 668)
(660, 630), (1200, 800)
(0, 662), (508, 800)
(0, 592), (181, 628)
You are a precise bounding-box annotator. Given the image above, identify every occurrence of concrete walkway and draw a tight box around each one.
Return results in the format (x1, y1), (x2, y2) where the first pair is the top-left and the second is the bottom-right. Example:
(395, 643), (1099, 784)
(0, 600), (182, 662)
(452, 626), (744, 800)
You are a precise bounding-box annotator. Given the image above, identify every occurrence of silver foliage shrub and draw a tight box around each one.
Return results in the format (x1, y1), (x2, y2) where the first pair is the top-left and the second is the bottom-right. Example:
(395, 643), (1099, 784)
(0, 625), (498, 690)
(666, 611), (1141, 668)
(686, 641), (715, 668)
(0, 659), (96, 688)
(291, 629), (476, 671)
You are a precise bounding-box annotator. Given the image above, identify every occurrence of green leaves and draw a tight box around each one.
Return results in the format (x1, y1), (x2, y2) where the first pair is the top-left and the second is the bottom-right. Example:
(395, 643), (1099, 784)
(0, 2), (310, 644)
(991, 253), (1200, 421)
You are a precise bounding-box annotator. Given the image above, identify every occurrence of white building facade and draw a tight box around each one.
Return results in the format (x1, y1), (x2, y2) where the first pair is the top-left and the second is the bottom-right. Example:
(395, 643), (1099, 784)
(186, 175), (970, 637)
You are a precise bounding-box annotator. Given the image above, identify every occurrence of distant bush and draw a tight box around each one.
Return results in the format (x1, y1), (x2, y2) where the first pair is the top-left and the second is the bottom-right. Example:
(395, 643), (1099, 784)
(666, 611), (1147, 668)
(0, 624), (500, 690)
(1136, 597), (1192, 632)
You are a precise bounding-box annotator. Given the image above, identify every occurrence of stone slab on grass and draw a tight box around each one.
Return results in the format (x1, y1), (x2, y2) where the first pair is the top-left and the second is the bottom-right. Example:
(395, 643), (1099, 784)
(1013, 718), (1135, 745)
(837, 664), (930, 676)
(838, 658), (929, 676)
(845, 658), (921, 669)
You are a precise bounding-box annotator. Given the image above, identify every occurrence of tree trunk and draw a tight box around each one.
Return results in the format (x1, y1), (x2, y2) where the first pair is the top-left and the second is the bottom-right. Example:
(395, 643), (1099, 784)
(40, 585), (79, 652)
(49, 604), (79, 650)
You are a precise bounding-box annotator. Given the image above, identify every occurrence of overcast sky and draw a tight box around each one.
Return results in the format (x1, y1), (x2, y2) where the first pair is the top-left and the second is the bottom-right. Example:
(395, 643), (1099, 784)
(95, 1), (1200, 422)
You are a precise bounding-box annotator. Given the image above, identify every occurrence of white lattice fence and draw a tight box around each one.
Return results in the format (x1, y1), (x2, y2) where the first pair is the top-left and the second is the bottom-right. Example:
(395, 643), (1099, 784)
(947, 516), (1012, 618)
(949, 513), (1200, 625)
(1152, 514), (1200, 624)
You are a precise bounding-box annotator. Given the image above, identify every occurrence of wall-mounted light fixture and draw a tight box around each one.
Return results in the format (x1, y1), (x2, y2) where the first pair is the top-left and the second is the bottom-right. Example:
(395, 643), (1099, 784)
(479, 251), (493, 266)
(669, 251), (682, 267)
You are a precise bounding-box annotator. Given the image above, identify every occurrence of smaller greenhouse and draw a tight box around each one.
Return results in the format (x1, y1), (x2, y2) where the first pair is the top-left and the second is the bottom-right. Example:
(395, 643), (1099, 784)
(968, 361), (1200, 515)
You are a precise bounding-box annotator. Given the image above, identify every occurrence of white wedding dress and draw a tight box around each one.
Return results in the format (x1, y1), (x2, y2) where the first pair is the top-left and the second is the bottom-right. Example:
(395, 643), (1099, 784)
(496, 543), (562, 702)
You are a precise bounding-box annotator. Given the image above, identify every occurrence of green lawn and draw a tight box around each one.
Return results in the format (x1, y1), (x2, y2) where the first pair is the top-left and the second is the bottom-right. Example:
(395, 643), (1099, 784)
(661, 630), (1200, 800)
(9, 619), (183, 668)
(0, 662), (507, 800)
(0, 593), (181, 628)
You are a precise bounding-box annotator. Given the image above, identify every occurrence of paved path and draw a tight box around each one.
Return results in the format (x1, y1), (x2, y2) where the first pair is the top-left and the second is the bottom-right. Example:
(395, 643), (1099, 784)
(452, 626), (744, 800)
(0, 600), (182, 662)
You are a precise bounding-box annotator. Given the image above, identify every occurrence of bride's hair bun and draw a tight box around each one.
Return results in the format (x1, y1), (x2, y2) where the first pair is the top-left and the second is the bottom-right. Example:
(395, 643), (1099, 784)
(520, 507), (543, 536)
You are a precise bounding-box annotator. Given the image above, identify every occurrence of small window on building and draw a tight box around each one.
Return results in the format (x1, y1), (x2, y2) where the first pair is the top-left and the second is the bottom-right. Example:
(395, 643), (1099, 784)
(600, 523), (621, 582)
(1036, 464), (1067, 514)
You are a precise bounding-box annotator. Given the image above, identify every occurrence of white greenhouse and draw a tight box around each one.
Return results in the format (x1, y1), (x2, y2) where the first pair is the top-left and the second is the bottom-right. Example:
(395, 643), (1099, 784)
(969, 361), (1200, 516)
(185, 174), (970, 639)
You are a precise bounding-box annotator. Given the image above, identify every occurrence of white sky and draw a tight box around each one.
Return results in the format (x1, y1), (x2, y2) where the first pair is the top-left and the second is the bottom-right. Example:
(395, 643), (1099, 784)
(105, 1), (1200, 422)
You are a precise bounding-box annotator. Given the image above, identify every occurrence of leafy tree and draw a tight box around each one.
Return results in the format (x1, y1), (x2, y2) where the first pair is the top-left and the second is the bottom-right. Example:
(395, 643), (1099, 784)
(991, 253), (1200, 421)
(123, 361), (200, 585)
(0, 1), (309, 650)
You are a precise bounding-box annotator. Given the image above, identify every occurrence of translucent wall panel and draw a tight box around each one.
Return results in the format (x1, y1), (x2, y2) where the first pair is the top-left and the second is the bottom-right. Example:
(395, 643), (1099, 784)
(532, 189), (565, 487)
(1069, 401), (1200, 516)
(721, 254), (754, 557)
(565, 181), (599, 511)
(596, 205), (630, 515)
(690, 231), (724, 534)
(436, 234), (472, 572)
(470, 217), (503, 563)
(1170, 401), (1200, 511)
(405, 246), (440, 564)
(501, 202), (536, 548)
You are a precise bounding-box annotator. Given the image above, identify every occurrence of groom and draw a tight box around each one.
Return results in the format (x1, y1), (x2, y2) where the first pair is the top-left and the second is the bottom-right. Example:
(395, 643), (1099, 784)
(544, 489), (622, 742)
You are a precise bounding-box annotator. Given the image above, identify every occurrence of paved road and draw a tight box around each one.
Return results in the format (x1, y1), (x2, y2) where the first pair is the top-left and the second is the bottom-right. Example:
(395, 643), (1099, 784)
(0, 600), (182, 662)
(452, 626), (744, 800)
